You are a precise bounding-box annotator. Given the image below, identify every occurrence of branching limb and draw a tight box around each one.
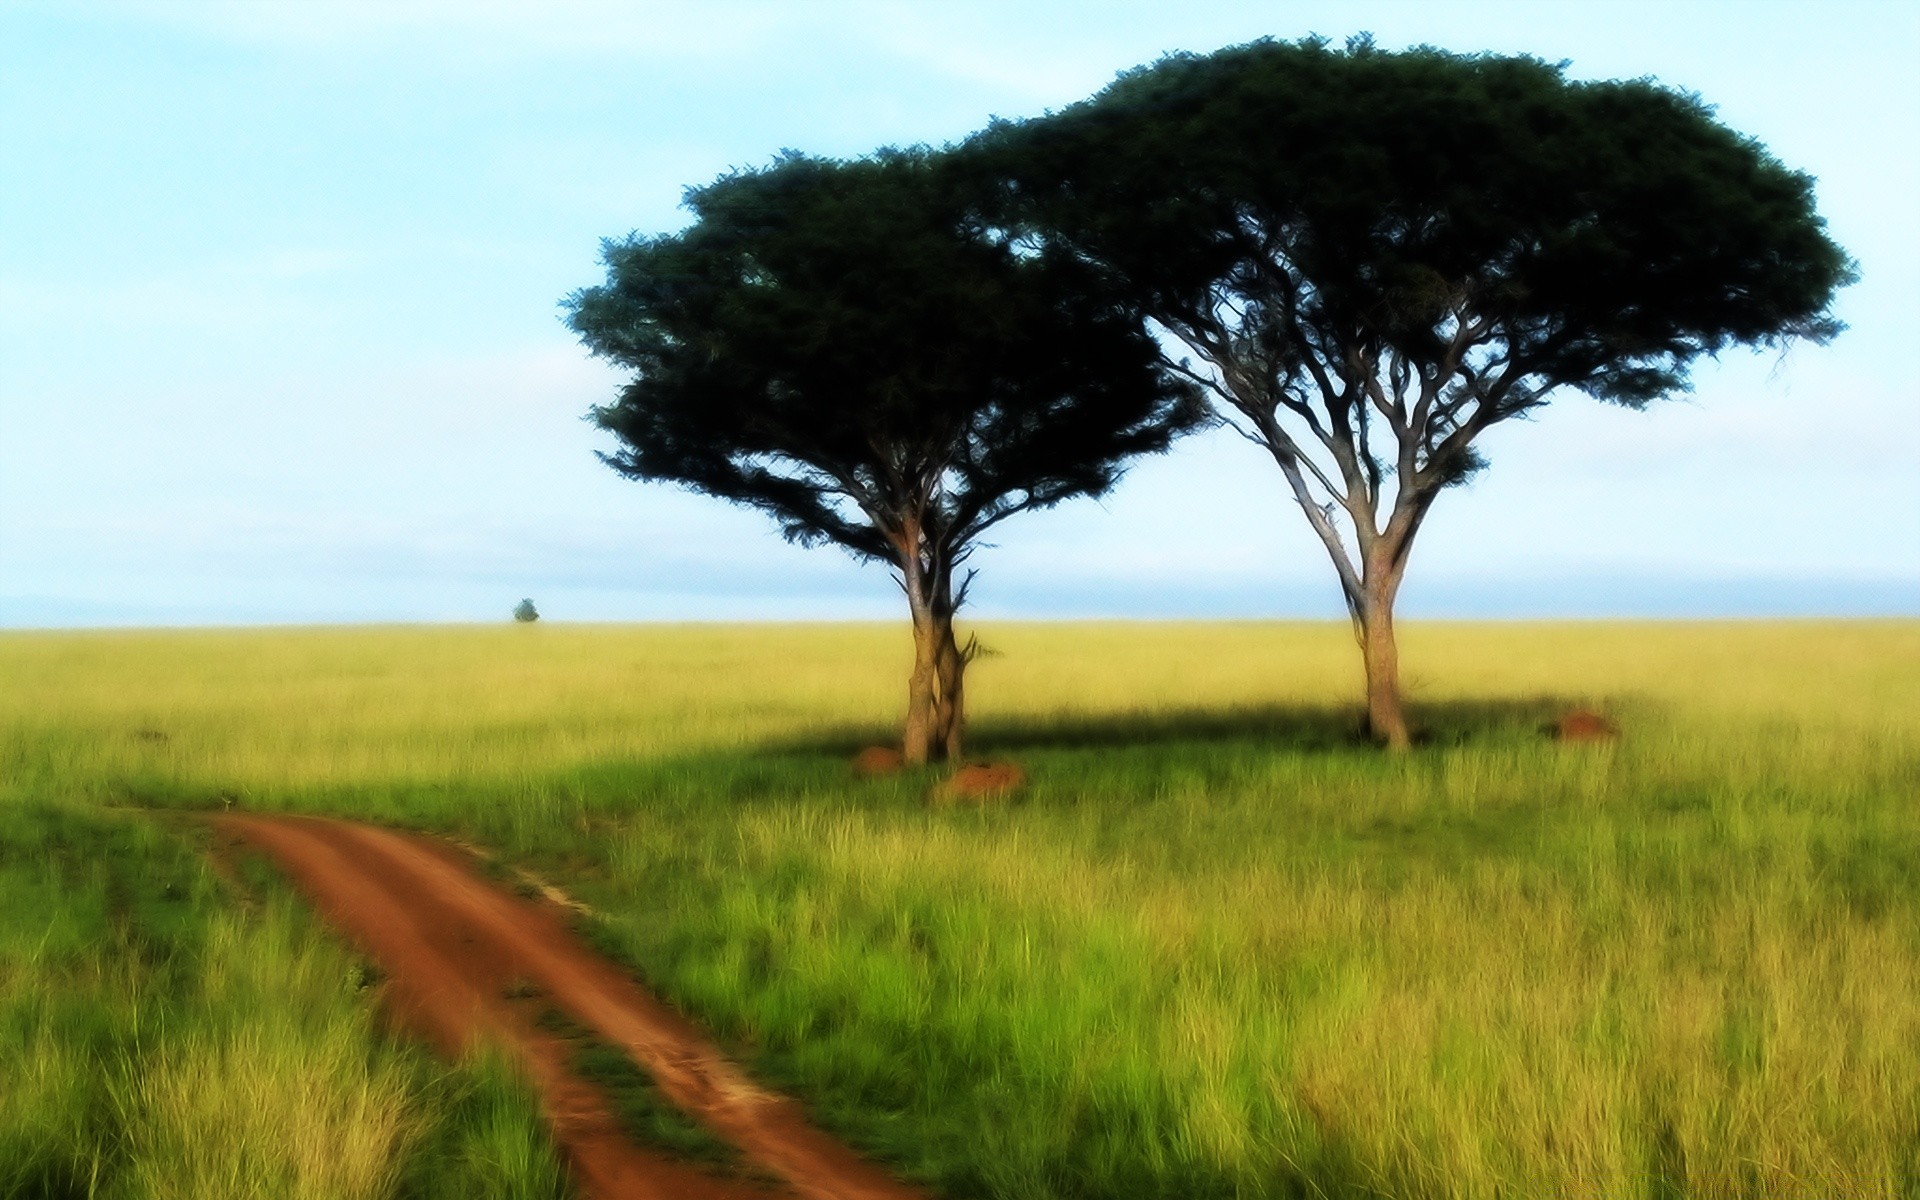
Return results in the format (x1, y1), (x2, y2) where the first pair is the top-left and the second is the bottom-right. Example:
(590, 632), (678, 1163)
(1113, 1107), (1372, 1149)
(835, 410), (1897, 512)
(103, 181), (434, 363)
(1160, 354), (1240, 410)
(1260, 421), (1365, 615)
(1254, 407), (1352, 510)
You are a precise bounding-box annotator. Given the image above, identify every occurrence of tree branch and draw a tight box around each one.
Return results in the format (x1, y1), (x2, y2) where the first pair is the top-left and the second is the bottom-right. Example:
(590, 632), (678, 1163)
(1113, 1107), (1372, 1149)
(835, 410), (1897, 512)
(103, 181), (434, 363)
(1264, 434), (1365, 617)
(1254, 407), (1352, 509)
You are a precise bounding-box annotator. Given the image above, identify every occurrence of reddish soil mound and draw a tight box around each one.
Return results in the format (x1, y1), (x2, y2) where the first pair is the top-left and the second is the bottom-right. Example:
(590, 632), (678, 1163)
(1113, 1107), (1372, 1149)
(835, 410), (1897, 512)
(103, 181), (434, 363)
(930, 763), (1026, 805)
(216, 814), (926, 1200)
(850, 746), (905, 777)
(1555, 708), (1620, 743)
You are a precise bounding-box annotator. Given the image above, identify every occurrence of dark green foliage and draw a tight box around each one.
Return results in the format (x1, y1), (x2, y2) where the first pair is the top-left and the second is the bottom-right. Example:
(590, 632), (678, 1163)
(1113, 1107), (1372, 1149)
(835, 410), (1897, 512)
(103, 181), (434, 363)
(513, 599), (540, 624)
(565, 150), (1203, 570)
(975, 36), (1852, 421)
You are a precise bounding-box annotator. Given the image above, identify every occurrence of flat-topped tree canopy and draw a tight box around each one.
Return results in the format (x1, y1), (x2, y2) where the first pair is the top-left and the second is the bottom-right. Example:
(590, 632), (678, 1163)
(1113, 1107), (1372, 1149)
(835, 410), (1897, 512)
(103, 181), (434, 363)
(969, 35), (1854, 748)
(567, 150), (1203, 762)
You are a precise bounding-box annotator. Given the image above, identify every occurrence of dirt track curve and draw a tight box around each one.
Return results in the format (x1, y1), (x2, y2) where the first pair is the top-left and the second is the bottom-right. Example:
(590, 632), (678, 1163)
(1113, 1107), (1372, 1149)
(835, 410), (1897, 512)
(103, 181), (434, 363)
(216, 814), (928, 1200)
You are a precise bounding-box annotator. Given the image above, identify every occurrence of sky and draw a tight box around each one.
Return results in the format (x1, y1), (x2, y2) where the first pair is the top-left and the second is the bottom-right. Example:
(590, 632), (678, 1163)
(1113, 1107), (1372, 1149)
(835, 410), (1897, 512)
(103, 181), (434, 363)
(1, 0), (1915, 626)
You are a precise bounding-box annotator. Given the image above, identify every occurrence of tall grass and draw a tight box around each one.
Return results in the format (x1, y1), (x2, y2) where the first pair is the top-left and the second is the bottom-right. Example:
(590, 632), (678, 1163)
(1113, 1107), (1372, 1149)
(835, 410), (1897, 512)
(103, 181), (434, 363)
(3, 620), (1917, 1198)
(0, 798), (568, 1200)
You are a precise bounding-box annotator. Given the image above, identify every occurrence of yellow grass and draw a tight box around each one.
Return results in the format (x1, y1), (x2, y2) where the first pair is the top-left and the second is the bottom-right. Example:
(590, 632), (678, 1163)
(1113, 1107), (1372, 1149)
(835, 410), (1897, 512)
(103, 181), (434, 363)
(2, 619), (1908, 786)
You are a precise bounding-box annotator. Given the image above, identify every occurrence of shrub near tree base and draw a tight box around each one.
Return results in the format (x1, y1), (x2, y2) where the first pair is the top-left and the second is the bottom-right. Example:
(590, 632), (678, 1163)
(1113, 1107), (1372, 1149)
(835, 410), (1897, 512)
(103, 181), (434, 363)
(930, 762), (1027, 806)
(1556, 707), (1620, 742)
(852, 746), (907, 777)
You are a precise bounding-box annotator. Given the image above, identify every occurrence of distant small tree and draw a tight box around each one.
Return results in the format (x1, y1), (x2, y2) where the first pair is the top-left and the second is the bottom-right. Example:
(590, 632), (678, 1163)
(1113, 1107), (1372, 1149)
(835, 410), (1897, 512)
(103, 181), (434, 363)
(512, 598), (539, 623)
(975, 37), (1854, 748)
(567, 151), (1202, 763)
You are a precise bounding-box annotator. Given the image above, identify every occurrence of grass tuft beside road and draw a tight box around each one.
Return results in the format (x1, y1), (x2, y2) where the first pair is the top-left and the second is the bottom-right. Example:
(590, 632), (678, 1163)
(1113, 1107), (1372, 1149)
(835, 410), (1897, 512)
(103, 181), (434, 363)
(0, 797), (569, 1200)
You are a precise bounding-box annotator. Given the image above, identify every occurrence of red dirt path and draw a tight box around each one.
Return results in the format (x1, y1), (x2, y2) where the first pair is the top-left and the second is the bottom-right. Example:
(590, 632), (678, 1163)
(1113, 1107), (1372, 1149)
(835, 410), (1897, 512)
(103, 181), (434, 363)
(216, 814), (928, 1200)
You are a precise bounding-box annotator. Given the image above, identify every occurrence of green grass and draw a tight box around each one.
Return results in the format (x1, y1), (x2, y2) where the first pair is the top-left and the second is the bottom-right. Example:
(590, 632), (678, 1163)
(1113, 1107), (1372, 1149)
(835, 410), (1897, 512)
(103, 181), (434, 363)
(4, 619), (1918, 1198)
(0, 797), (569, 1200)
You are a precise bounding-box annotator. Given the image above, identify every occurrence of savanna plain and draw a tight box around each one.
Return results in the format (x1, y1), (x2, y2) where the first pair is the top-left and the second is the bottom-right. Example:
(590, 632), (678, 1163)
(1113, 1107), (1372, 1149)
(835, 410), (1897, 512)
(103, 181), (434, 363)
(3, 620), (1916, 1200)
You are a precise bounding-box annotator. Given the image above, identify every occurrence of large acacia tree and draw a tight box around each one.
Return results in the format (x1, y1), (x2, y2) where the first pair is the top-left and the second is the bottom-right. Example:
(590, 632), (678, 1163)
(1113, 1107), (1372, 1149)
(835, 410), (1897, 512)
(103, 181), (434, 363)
(567, 152), (1201, 764)
(974, 37), (1853, 748)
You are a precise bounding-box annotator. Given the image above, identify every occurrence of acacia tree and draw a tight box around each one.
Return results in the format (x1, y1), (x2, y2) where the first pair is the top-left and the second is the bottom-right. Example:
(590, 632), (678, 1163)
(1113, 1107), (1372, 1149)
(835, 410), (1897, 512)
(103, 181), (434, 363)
(975, 37), (1853, 748)
(567, 152), (1201, 764)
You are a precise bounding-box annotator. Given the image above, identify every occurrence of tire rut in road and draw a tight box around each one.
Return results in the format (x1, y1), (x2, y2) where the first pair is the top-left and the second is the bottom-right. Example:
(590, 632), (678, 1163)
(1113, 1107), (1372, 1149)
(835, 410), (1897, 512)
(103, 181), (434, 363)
(216, 814), (927, 1200)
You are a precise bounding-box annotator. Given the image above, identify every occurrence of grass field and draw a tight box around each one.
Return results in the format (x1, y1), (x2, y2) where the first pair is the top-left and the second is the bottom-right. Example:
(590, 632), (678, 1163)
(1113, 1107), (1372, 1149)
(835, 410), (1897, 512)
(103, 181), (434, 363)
(3, 619), (1917, 1198)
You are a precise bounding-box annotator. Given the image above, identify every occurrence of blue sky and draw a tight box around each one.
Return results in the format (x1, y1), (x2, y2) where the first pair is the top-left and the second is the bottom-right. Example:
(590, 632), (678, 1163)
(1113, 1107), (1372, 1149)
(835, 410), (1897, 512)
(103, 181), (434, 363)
(1, 0), (1914, 626)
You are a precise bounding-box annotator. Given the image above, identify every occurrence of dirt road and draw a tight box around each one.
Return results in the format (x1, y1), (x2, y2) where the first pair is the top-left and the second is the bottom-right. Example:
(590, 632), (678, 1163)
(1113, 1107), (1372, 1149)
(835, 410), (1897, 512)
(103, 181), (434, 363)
(216, 814), (927, 1200)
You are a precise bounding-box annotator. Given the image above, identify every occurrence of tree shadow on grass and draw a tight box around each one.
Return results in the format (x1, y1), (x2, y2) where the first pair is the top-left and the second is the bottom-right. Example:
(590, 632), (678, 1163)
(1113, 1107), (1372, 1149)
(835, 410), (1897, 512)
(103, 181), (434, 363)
(120, 695), (1632, 823)
(767, 694), (1600, 761)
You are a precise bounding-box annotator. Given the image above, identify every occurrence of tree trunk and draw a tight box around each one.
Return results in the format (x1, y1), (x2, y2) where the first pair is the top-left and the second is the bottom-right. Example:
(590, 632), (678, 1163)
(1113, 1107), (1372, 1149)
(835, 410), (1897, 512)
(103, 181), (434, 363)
(903, 608), (965, 764)
(932, 614), (966, 763)
(1358, 554), (1412, 751)
(901, 537), (964, 764)
(903, 611), (940, 765)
